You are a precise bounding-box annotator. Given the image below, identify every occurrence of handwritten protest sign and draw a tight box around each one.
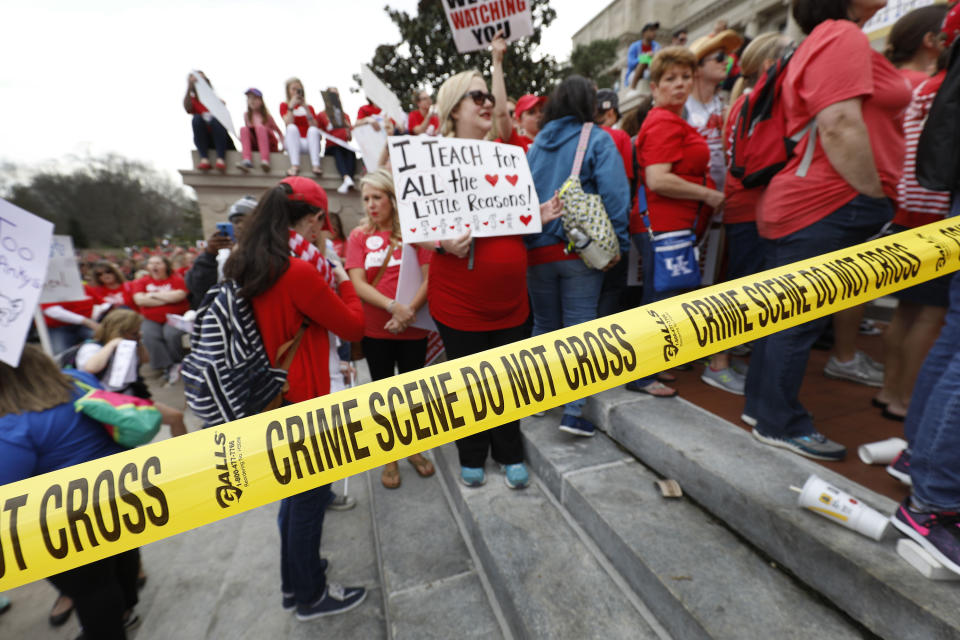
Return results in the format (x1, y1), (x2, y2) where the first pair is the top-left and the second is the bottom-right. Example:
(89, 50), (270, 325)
(442, 0), (534, 53)
(0, 199), (54, 367)
(388, 135), (540, 243)
(39, 235), (85, 304)
(360, 65), (408, 127)
(353, 124), (388, 172)
(321, 90), (348, 129)
(190, 70), (237, 138)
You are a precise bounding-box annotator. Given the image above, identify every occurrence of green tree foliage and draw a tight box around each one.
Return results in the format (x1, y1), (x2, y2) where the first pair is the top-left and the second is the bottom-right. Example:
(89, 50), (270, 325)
(1, 154), (200, 249)
(361, 0), (561, 108)
(568, 38), (620, 90)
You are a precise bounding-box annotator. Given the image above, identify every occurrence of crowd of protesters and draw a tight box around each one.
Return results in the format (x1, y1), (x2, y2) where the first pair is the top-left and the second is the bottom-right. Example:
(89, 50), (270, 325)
(5, 0), (960, 634)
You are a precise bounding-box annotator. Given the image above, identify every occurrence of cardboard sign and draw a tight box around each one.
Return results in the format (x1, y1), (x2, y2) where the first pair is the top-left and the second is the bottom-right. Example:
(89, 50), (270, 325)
(396, 246), (437, 332)
(388, 135), (540, 243)
(359, 65), (408, 127)
(442, 0), (534, 53)
(353, 123), (388, 172)
(189, 70), (237, 138)
(39, 235), (85, 304)
(321, 90), (348, 129)
(0, 199), (54, 367)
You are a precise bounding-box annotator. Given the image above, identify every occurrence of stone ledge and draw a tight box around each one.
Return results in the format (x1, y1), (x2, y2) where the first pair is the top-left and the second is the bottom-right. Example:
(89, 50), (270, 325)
(583, 389), (960, 639)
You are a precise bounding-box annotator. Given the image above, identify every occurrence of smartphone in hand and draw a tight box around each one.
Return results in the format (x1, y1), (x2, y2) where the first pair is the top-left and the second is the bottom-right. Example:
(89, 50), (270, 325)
(215, 221), (235, 242)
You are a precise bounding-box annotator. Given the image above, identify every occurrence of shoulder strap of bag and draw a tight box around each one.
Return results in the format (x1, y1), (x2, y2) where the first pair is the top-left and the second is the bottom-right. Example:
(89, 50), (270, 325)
(570, 123), (594, 179)
(371, 238), (400, 287)
(276, 322), (308, 373)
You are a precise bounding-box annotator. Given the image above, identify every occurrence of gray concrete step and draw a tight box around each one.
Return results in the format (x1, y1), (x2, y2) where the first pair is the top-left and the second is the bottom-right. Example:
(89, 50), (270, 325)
(521, 410), (861, 640)
(366, 455), (504, 640)
(433, 442), (667, 640)
(583, 388), (960, 640)
(134, 474), (385, 640)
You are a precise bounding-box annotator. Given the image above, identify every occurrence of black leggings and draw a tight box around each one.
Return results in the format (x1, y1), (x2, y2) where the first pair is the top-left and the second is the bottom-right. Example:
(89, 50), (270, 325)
(362, 336), (427, 381)
(433, 319), (527, 468)
(325, 145), (357, 179)
(48, 548), (140, 640)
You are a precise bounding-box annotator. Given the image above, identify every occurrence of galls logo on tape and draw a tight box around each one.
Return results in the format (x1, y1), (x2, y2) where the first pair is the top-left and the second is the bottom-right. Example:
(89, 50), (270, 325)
(213, 432), (249, 508)
(647, 309), (682, 362)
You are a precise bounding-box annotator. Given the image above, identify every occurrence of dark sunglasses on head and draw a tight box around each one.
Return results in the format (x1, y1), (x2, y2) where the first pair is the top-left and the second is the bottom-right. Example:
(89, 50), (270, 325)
(463, 90), (496, 107)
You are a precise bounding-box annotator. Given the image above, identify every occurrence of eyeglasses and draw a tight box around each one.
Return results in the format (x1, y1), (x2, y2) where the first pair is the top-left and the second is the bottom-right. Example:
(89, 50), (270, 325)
(463, 90), (496, 107)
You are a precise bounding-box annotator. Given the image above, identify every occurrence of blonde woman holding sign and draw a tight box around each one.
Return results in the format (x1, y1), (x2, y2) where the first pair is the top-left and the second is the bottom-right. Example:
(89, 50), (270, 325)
(427, 70), (561, 490)
(345, 168), (435, 489)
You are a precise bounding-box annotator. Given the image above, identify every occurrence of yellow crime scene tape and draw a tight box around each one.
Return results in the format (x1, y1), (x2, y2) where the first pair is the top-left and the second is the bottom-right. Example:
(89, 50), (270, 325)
(2, 218), (960, 589)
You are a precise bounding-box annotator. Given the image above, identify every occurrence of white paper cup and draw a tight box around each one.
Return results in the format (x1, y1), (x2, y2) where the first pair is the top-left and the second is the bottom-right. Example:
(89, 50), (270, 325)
(858, 437), (908, 465)
(797, 475), (890, 541)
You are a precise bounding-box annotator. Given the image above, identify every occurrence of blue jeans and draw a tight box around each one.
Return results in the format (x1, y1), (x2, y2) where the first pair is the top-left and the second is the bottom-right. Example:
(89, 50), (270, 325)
(278, 484), (333, 604)
(192, 114), (235, 159)
(528, 259), (604, 417)
(725, 222), (764, 281)
(905, 276), (960, 510)
(744, 195), (893, 438)
(48, 324), (93, 356)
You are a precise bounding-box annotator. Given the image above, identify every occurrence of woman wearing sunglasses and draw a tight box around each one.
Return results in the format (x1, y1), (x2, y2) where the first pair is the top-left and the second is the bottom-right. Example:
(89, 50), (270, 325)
(88, 261), (136, 310)
(428, 69), (561, 490)
(223, 176), (367, 619)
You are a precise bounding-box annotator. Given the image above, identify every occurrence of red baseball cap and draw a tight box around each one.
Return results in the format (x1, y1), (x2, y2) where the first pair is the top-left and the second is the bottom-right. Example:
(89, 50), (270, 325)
(280, 177), (328, 212)
(943, 2), (960, 48)
(515, 94), (546, 118)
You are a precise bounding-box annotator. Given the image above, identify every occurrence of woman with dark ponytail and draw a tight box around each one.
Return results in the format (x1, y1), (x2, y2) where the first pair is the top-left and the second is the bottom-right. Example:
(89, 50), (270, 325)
(223, 176), (367, 621)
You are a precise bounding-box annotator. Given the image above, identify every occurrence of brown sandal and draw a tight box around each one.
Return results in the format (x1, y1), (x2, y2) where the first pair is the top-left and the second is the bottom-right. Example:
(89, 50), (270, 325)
(381, 462), (401, 489)
(408, 453), (435, 478)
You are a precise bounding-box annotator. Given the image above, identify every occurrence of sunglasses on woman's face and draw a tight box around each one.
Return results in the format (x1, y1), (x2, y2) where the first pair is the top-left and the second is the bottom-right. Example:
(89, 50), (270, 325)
(463, 90), (496, 107)
(712, 50), (728, 63)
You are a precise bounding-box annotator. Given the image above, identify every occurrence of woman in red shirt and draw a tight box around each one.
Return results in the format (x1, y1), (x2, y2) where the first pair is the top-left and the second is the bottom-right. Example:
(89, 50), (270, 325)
(280, 77), (323, 177)
(346, 168), (434, 489)
(223, 177), (367, 619)
(633, 47), (724, 397)
(130, 256), (189, 383)
(744, 0), (911, 462)
(428, 70), (532, 490)
(88, 261), (137, 309)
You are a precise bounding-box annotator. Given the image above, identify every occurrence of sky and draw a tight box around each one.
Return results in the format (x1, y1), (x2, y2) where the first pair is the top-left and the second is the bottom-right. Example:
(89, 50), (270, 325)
(0, 0), (600, 189)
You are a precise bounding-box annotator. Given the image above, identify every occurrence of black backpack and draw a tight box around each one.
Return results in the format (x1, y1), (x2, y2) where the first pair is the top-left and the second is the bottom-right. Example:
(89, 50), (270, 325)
(917, 41), (960, 193)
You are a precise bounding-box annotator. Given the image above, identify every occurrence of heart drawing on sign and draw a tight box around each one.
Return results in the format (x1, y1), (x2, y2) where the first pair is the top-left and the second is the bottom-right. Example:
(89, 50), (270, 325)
(519, 215), (533, 226)
(505, 175), (519, 186)
(483, 221), (489, 225)
(432, 227), (437, 231)
(410, 228), (417, 233)
(500, 220), (505, 224)
(485, 175), (499, 186)
(465, 224), (470, 228)
(450, 225), (455, 229)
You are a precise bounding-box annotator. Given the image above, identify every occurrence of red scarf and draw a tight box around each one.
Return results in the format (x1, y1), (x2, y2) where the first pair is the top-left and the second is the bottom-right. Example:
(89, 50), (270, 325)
(288, 229), (334, 286)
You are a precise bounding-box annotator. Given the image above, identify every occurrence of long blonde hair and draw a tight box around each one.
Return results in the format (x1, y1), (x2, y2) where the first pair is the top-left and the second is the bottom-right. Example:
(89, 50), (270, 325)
(0, 344), (75, 415)
(729, 33), (794, 105)
(284, 77), (304, 102)
(359, 168), (401, 240)
(94, 308), (142, 344)
(436, 70), (484, 138)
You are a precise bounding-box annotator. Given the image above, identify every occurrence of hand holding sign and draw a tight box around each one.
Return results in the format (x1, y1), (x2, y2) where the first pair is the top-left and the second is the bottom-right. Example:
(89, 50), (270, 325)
(388, 135), (540, 243)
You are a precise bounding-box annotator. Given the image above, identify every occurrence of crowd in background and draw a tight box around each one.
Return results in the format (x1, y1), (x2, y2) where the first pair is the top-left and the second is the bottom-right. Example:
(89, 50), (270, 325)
(4, 0), (960, 635)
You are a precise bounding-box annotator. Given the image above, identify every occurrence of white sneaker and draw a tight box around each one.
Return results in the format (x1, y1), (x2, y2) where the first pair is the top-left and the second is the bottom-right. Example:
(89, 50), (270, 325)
(823, 351), (883, 387)
(166, 364), (181, 385)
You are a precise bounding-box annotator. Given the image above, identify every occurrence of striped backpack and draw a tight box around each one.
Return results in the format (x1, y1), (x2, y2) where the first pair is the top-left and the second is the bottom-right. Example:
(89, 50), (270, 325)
(181, 280), (291, 427)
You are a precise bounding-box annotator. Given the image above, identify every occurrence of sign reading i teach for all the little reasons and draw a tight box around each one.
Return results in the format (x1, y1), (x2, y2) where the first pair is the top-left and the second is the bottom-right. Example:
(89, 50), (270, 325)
(388, 135), (541, 243)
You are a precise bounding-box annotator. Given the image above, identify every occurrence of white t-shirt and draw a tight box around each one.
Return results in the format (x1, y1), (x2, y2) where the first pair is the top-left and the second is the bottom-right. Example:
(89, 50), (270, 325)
(76, 340), (139, 391)
(685, 93), (726, 191)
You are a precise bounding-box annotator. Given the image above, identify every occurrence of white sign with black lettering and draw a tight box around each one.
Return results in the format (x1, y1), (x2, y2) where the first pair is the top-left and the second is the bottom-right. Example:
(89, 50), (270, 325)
(388, 135), (540, 243)
(39, 235), (85, 304)
(0, 199), (54, 367)
(442, 0), (534, 53)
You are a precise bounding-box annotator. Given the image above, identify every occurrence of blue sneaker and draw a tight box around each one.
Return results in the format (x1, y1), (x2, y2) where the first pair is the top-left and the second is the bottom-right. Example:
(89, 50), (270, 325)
(751, 428), (846, 461)
(295, 583), (367, 621)
(282, 558), (329, 610)
(892, 499), (960, 577)
(558, 415), (596, 437)
(886, 449), (913, 486)
(502, 463), (530, 489)
(460, 466), (486, 487)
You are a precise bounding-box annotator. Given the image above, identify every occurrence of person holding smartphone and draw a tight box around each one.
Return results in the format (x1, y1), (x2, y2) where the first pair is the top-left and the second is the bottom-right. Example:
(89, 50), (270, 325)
(280, 78), (323, 177)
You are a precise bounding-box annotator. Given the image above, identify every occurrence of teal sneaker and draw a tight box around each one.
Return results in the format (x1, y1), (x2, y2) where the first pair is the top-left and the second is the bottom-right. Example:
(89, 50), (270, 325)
(460, 467), (486, 487)
(502, 463), (530, 489)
